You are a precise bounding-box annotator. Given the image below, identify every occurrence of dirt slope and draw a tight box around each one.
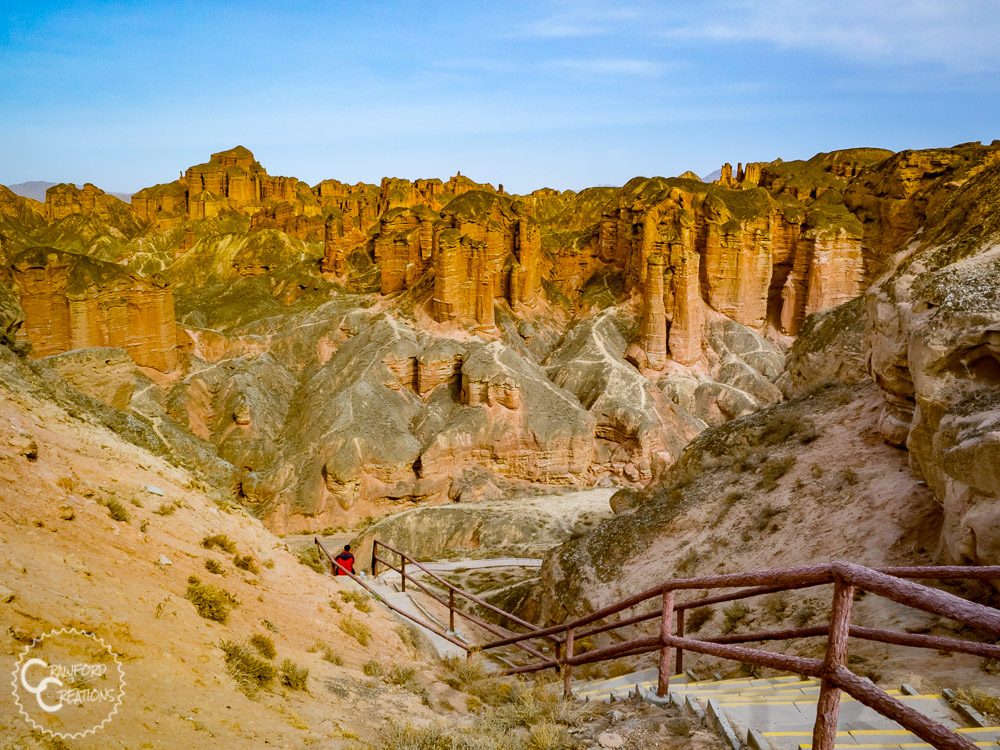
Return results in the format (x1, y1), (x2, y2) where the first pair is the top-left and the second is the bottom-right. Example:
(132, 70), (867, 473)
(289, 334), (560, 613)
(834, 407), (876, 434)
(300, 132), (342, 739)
(0, 346), (450, 749)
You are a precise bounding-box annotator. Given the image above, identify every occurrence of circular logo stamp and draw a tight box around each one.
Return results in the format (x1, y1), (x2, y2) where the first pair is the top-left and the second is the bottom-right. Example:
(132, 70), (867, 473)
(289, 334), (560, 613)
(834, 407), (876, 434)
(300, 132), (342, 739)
(11, 627), (125, 739)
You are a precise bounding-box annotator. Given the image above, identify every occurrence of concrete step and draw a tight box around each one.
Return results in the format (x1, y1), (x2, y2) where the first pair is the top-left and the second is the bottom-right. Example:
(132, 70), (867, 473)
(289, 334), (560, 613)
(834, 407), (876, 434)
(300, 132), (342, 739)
(710, 689), (907, 706)
(728, 695), (962, 749)
(761, 725), (1000, 749)
(571, 668), (687, 701)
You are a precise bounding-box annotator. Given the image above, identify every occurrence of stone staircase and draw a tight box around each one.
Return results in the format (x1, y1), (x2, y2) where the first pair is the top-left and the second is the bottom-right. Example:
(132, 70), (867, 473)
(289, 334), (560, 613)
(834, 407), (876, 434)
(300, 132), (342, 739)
(572, 669), (1000, 749)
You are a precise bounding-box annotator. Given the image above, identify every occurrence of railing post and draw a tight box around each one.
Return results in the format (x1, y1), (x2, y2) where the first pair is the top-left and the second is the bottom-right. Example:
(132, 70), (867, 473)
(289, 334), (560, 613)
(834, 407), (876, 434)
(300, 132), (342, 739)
(562, 627), (575, 699)
(449, 589), (455, 632)
(401, 555), (406, 593)
(675, 607), (685, 675)
(657, 590), (675, 697)
(371, 541), (378, 577)
(812, 579), (855, 750)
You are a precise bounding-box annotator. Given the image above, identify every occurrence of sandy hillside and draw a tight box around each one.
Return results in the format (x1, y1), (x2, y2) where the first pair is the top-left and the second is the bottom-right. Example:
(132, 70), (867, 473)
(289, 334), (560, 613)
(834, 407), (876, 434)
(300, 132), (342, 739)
(0, 347), (459, 749)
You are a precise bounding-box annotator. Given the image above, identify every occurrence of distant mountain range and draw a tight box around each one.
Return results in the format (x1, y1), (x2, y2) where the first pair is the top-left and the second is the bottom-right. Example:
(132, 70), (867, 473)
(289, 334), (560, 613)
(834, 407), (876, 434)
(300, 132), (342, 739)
(7, 181), (132, 203)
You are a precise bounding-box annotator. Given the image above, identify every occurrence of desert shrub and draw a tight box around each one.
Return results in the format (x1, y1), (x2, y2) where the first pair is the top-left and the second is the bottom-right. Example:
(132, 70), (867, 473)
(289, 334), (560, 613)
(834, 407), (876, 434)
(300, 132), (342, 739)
(763, 592), (790, 621)
(185, 576), (238, 622)
(757, 456), (796, 491)
(220, 640), (275, 696)
(279, 659), (309, 690)
(204, 558), (225, 575)
(234, 554), (260, 574)
(322, 645), (343, 665)
(440, 654), (489, 690)
(950, 688), (1000, 723)
(839, 468), (860, 487)
(761, 413), (817, 446)
(249, 633), (277, 660)
(388, 665), (417, 687)
(380, 723), (453, 750)
(339, 616), (371, 646)
(525, 722), (569, 750)
(363, 660), (385, 677)
(713, 491), (744, 527)
(752, 503), (788, 532)
(721, 602), (750, 634)
(793, 603), (817, 627)
(981, 657), (1000, 675)
(340, 589), (373, 613)
(686, 607), (714, 633)
(353, 515), (378, 531)
(105, 498), (130, 523)
(153, 501), (179, 516)
(396, 624), (423, 654)
(297, 546), (326, 574)
(201, 534), (236, 553)
(675, 547), (701, 576)
(666, 716), (693, 737)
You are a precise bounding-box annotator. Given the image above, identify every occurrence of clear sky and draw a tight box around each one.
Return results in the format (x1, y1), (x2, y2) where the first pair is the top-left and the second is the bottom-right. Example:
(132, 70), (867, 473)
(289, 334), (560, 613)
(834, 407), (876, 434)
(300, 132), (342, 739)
(2, 0), (998, 194)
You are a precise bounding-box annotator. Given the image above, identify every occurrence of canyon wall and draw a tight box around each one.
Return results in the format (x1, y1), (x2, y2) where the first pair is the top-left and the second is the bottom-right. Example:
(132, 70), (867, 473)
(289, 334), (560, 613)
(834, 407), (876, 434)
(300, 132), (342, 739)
(9, 247), (178, 371)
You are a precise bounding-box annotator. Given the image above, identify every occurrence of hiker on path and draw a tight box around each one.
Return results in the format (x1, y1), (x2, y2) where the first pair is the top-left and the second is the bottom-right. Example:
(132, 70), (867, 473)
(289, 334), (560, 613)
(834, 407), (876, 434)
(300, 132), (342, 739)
(334, 544), (355, 575)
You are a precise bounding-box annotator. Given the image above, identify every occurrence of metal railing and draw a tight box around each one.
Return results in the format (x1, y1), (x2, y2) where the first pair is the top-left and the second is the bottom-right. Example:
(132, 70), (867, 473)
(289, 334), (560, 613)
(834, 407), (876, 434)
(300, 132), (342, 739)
(371, 539), (560, 667)
(317, 538), (1000, 750)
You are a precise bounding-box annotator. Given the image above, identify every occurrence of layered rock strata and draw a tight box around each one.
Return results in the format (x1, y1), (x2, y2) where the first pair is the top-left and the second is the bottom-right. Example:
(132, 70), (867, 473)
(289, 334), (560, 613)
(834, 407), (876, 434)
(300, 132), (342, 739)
(9, 248), (178, 371)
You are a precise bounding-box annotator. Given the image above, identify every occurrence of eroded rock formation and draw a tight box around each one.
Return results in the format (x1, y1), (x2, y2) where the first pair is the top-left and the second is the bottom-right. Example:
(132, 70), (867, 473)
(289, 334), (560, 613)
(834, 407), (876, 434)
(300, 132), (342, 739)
(8, 140), (1000, 540)
(9, 248), (178, 371)
(866, 145), (1000, 568)
(44, 183), (127, 221)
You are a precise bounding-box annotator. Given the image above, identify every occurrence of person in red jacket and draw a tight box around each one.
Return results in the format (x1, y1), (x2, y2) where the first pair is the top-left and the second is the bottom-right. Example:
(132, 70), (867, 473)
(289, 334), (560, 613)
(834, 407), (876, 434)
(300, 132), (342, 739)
(333, 544), (355, 576)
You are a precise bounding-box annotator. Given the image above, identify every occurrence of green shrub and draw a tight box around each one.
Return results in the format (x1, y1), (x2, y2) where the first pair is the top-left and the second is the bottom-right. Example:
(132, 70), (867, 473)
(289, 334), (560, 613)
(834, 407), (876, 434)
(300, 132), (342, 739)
(362, 660), (385, 677)
(204, 558), (226, 575)
(201, 534), (236, 553)
(675, 547), (701, 576)
(249, 633), (276, 660)
(185, 576), (238, 623)
(234, 554), (260, 574)
(339, 616), (371, 646)
(221, 640), (275, 696)
(713, 491), (744, 527)
(339, 589), (372, 613)
(105, 498), (130, 523)
(763, 592), (790, 620)
(321, 645), (343, 665)
(721, 601), (750, 634)
(950, 688), (1000, 723)
(279, 659), (309, 690)
(297, 546), (326, 574)
(757, 456), (796, 491)
(793, 603), (817, 627)
(395, 624), (422, 654)
(686, 607), (714, 633)
(752, 503), (788, 532)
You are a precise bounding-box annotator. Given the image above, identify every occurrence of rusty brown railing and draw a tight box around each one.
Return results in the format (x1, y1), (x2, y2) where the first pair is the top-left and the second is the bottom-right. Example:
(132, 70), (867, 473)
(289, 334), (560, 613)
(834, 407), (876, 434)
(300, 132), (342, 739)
(320, 539), (1000, 750)
(474, 561), (1000, 750)
(315, 538), (559, 667)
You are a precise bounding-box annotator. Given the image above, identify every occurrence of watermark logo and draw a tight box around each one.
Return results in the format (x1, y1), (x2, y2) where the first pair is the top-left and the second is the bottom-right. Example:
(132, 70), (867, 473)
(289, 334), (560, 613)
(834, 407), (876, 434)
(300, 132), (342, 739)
(11, 627), (125, 739)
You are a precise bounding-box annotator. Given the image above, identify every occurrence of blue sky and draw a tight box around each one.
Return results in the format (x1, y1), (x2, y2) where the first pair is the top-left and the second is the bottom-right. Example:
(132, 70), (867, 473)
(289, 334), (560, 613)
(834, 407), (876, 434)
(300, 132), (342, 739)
(1, 0), (998, 194)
